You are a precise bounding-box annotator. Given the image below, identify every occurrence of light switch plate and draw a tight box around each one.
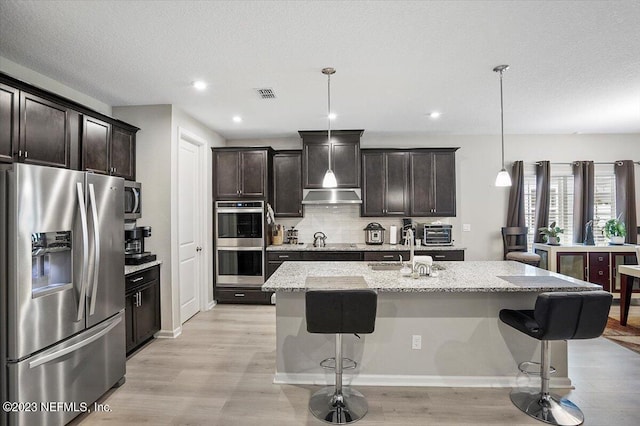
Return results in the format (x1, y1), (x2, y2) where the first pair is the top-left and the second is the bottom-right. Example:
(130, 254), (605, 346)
(463, 224), (471, 232)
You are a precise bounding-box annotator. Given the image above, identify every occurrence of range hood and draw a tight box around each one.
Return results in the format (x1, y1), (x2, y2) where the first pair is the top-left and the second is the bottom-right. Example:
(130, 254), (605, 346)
(301, 189), (362, 205)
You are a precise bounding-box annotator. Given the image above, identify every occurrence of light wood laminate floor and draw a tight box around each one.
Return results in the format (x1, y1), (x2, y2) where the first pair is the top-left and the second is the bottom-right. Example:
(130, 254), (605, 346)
(73, 304), (640, 426)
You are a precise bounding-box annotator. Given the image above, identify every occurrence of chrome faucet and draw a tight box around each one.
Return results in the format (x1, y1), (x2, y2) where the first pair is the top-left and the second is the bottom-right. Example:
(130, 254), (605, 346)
(404, 228), (415, 272)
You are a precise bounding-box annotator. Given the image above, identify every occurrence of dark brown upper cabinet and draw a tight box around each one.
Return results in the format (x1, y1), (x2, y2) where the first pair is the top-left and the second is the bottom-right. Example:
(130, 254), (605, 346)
(300, 130), (362, 188)
(213, 148), (273, 199)
(82, 118), (136, 180)
(20, 91), (71, 168)
(361, 150), (409, 216)
(0, 83), (19, 163)
(409, 149), (457, 217)
(273, 150), (302, 217)
(110, 125), (136, 180)
(82, 115), (111, 174)
(1, 73), (139, 174)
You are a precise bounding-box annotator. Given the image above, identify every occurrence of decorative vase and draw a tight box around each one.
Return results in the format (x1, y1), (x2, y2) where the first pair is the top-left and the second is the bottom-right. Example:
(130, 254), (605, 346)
(548, 236), (560, 245)
(609, 235), (625, 245)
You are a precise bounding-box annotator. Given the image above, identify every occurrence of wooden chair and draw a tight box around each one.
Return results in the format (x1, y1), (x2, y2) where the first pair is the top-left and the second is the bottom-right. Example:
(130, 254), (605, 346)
(501, 227), (541, 267)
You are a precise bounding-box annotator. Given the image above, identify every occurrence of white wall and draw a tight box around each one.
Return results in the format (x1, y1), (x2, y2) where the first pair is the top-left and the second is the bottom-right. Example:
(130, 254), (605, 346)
(113, 105), (225, 337)
(229, 134), (640, 260)
(112, 105), (175, 333)
(0, 55), (112, 115)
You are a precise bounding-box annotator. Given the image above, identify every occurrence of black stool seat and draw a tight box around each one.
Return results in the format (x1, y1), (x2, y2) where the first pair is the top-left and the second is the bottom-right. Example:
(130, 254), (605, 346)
(499, 290), (612, 426)
(305, 289), (377, 425)
(499, 291), (612, 341)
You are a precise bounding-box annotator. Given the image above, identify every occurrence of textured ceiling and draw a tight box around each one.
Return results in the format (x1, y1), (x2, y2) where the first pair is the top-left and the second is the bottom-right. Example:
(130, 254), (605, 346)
(1, 1), (639, 140)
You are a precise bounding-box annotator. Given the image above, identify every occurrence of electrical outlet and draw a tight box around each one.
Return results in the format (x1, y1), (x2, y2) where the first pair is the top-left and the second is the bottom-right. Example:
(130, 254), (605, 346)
(463, 224), (471, 232)
(411, 335), (422, 350)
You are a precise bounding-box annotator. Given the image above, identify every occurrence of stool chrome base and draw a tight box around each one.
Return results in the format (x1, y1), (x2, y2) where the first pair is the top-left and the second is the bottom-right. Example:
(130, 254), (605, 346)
(510, 390), (584, 426)
(309, 386), (368, 424)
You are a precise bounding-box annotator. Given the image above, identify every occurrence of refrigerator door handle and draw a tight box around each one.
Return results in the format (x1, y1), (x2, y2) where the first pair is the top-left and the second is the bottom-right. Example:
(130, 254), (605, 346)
(28, 315), (122, 369)
(76, 182), (89, 322)
(88, 183), (100, 316)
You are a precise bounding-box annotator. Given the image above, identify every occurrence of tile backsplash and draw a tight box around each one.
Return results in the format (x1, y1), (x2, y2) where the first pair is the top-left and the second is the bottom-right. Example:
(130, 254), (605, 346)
(273, 205), (451, 245)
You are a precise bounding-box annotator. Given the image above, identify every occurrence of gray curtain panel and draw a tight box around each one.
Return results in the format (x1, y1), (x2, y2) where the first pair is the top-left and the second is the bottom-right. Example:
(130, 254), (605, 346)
(506, 161), (525, 227)
(615, 160), (638, 244)
(534, 161), (550, 243)
(573, 161), (594, 243)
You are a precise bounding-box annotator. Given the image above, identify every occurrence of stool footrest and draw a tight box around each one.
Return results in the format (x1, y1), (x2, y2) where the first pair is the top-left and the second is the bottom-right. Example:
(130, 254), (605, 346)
(320, 357), (357, 370)
(518, 361), (556, 376)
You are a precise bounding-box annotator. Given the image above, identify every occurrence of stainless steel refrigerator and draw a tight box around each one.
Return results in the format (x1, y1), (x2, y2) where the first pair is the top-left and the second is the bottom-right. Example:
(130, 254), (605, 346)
(1, 163), (126, 425)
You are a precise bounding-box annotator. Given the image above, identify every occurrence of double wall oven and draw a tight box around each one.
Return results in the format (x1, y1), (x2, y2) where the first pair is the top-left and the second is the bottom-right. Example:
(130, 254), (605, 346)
(215, 201), (265, 287)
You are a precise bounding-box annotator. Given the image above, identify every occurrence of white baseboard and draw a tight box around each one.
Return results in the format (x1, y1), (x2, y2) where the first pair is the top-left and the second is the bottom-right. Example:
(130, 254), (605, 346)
(155, 326), (182, 339)
(206, 300), (216, 310)
(272, 372), (573, 389)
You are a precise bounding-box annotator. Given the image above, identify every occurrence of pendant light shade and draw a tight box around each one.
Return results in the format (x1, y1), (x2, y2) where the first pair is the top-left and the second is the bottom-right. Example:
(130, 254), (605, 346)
(322, 67), (337, 188)
(493, 64), (512, 187)
(322, 169), (337, 188)
(495, 168), (512, 186)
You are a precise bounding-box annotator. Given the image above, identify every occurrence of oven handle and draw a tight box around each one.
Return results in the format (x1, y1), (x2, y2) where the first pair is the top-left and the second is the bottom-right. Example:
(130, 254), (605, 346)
(216, 246), (264, 251)
(216, 208), (264, 213)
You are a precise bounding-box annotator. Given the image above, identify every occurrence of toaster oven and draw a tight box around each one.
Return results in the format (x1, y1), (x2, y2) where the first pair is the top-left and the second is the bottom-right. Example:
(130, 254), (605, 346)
(423, 224), (453, 246)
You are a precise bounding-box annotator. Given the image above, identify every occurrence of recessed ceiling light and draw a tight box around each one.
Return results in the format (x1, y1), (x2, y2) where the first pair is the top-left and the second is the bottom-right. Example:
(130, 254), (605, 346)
(192, 81), (207, 90)
(429, 111), (441, 119)
(233, 116), (242, 123)
(328, 113), (337, 120)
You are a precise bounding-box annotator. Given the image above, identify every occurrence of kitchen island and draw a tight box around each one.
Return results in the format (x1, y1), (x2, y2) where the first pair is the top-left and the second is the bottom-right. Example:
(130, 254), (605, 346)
(262, 261), (601, 388)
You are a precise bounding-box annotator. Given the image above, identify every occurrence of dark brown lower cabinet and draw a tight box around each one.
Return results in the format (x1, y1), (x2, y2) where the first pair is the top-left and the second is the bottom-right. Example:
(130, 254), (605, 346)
(215, 287), (272, 304)
(125, 265), (161, 356)
(415, 250), (465, 261)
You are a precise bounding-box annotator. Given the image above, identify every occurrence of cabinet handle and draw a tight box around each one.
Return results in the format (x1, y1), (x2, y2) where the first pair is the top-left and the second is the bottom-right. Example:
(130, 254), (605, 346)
(131, 276), (144, 283)
(598, 270), (604, 276)
(383, 255), (394, 258)
(278, 255), (289, 259)
(598, 256), (604, 261)
(434, 255), (445, 259)
(24, 151), (28, 158)
(234, 293), (245, 297)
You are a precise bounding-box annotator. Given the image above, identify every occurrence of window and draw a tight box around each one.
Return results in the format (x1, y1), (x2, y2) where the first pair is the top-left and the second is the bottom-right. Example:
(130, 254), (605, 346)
(523, 163), (616, 249)
(548, 168), (574, 245)
(594, 164), (616, 244)
(523, 173), (536, 251)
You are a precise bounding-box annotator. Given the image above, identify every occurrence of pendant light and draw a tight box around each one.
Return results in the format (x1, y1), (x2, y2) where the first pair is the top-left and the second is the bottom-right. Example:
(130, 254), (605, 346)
(493, 64), (512, 187)
(321, 67), (337, 188)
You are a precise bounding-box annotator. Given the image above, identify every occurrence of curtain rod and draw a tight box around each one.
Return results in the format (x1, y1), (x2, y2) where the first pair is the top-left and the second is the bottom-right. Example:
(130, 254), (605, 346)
(531, 161), (640, 166)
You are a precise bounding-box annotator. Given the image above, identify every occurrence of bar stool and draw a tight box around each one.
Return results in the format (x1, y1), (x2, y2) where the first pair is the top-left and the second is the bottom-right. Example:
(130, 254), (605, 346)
(499, 290), (612, 426)
(305, 290), (377, 424)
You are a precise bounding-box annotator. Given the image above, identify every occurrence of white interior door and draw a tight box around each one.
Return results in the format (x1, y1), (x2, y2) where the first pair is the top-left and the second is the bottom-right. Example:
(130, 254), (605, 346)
(178, 133), (203, 323)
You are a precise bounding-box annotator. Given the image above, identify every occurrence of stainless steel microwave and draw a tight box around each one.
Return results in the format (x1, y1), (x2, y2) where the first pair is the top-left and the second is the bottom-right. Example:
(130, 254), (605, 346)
(124, 181), (141, 220)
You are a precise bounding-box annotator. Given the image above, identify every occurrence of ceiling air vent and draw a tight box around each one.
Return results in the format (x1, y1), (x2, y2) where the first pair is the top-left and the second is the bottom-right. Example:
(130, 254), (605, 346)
(255, 88), (276, 99)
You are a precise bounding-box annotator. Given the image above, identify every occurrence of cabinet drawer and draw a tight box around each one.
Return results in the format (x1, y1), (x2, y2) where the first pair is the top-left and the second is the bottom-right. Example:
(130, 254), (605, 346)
(363, 251), (409, 261)
(302, 251), (363, 261)
(216, 288), (271, 304)
(589, 252), (610, 268)
(415, 250), (464, 261)
(126, 266), (159, 291)
(267, 251), (303, 261)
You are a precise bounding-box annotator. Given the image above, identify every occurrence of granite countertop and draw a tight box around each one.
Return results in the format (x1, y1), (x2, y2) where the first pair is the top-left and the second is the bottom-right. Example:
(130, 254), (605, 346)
(532, 242), (640, 252)
(267, 243), (466, 251)
(262, 260), (601, 293)
(125, 260), (162, 276)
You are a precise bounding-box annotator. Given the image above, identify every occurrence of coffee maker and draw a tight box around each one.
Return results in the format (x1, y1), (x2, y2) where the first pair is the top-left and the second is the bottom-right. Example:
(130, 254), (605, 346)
(124, 226), (156, 265)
